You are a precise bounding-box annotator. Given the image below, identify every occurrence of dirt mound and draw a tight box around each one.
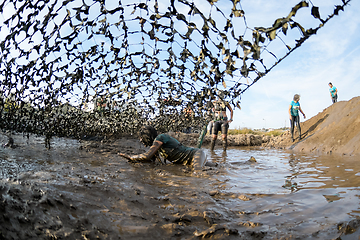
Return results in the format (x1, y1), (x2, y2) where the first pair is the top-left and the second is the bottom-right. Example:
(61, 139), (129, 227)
(263, 96), (360, 156)
(168, 132), (270, 148)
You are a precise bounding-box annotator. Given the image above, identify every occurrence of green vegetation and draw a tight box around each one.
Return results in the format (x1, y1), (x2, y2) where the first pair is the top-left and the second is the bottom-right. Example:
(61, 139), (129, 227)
(228, 128), (285, 137)
(264, 130), (285, 137)
(228, 128), (257, 135)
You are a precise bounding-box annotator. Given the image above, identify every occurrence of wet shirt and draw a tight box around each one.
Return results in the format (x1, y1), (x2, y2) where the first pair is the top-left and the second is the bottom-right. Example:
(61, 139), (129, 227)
(155, 134), (197, 165)
(329, 86), (337, 97)
(213, 100), (227, 120)
(290, 101), (300, 116)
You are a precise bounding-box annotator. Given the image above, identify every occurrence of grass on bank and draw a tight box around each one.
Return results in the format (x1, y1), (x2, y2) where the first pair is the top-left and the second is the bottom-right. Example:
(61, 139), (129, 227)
(228, 128), (285, 137)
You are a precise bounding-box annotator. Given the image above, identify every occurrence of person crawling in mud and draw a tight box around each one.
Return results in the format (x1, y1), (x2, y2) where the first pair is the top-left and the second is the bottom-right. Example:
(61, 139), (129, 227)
(118, 125), (207, 170)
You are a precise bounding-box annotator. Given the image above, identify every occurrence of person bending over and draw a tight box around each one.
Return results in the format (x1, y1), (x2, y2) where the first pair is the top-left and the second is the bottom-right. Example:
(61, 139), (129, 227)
(288, 94), (306, 142)
(118, 126), (207, 170)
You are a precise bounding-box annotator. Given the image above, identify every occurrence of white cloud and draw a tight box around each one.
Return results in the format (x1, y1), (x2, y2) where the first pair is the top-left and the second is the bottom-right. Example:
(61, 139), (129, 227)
(232, 0), (360, 129)
(1, 0), (358, 130)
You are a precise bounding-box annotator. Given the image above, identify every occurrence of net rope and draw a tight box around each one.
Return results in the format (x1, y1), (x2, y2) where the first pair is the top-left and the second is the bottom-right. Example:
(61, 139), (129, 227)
(0, 0), (352, 142)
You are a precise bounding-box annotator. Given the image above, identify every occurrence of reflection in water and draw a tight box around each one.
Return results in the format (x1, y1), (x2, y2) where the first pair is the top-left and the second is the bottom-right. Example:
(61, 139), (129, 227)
(211, 148), (360, 195)
(201, 147), (360, 239)
(0, 133), (82, 179)
(1, 134), (360, 239)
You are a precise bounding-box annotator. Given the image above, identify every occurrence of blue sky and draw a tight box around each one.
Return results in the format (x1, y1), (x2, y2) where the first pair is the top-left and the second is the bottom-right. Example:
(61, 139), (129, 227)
(1, 0), (358, 129)
(231, 0), (360, 129)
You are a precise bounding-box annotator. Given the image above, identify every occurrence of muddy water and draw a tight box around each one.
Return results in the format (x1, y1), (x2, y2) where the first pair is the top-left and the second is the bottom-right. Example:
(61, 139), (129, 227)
(0, 133), (359, 239)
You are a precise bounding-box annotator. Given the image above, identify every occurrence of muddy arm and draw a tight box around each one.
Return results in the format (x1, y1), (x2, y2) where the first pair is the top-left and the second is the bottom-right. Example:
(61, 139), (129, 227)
(299, 107), (306, 119)
(119, 141), (163, 162)
(226, 103), (233, 122)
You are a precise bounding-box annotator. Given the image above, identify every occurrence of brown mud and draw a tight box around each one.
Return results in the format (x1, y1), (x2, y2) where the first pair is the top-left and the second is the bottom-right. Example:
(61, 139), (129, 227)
(263, 96), (360, 156)
(1, 97), (360, 239)
(169, 132), (270, 149)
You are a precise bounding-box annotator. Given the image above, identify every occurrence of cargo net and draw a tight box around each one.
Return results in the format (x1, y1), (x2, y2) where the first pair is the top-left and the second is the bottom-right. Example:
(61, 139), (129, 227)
(0, 0), (352, 142)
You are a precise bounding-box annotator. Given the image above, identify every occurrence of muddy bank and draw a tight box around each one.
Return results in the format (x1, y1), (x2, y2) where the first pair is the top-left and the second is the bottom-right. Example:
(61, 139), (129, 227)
(263, 96), (360, 156)
(180, 96), (360, 156)
(1, 133), (270, 240)
(168, 132), (271, 148)
(1, 132), (360, 239)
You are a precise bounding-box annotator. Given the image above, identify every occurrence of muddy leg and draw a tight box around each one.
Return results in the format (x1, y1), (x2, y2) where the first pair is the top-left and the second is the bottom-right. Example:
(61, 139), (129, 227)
(210, 138), (216, 151)
(296, 116), (301, 140)
(223, 138), (227, 151)
(290, 117), (295, 142)
(211, 121), (220, 151)
(221, 122), (229, 151)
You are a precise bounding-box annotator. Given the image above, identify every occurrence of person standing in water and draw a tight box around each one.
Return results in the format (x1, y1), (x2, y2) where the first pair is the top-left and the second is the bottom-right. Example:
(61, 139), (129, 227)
(182, 103), (193, 134)
(288, 94), (306, 142)
(210, 92), (233, 151)
(328, 82), (338, 104)
(118, 125), (207, 170)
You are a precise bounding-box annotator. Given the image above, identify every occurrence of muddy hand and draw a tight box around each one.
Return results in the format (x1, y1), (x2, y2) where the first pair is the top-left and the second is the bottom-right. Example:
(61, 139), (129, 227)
(118, 153), (132, 161)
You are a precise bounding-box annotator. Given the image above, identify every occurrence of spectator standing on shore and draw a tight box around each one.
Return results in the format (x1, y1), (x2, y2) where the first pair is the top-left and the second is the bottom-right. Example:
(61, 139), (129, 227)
(328, 82), (338, 104)
(288, 94), (306, 142)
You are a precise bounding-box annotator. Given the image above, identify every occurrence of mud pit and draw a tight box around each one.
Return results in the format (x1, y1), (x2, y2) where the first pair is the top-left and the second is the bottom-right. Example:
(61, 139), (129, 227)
(1, 132), (360, 239)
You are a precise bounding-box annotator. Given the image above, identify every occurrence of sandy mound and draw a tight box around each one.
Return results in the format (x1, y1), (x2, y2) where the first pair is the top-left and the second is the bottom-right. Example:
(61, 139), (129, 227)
(263, 96), (360, 156)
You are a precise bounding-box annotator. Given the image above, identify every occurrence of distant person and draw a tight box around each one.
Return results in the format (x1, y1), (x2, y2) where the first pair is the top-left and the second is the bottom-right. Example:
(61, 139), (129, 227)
(288, 94), (306, 142)
(183, 104), (193, 134)
(96, 96), (107, 112)
(328, 82), (338, 104)
(118, 126), (207, 170)
(210, 92), (233, 151)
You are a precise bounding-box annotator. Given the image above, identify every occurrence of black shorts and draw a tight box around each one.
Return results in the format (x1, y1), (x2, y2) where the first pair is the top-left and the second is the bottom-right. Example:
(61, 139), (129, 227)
(212, 120), (229, 135)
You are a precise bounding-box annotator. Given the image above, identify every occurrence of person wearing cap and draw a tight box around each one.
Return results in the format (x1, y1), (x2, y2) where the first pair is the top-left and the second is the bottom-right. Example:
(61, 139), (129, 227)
(328, 82), (338, 104)
(210, 92), (233, 151)
(288, 94), (306, 142)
